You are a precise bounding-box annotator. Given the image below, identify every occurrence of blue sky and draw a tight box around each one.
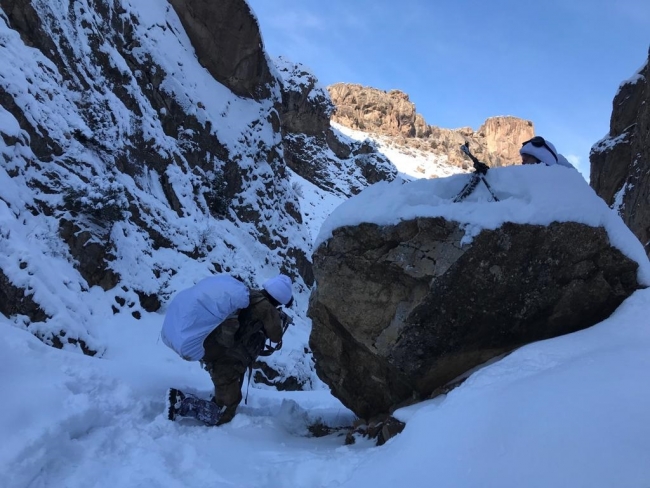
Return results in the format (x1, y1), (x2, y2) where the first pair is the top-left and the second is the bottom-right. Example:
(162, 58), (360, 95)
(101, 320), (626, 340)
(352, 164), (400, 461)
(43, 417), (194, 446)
(247, 0), (649, 178)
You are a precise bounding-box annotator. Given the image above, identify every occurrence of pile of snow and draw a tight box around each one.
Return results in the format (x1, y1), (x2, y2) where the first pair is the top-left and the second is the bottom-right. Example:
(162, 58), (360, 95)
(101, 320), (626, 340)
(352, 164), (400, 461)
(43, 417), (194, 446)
(315, 164), (650, 286)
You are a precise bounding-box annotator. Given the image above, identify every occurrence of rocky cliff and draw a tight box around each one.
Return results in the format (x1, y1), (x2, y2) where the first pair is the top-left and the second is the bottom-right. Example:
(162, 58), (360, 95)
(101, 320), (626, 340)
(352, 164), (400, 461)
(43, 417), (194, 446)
(275, 59), (396, 197)
(328, 83), (535, 170)
(590, 49), (650, 256)
(0, 0), (393, 379)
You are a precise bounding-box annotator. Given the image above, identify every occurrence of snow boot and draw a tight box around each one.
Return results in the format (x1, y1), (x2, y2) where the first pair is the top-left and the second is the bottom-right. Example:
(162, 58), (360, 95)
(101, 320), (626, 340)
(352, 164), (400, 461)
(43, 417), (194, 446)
(165, 388), (226, 426)
(167, 388), (185, 421)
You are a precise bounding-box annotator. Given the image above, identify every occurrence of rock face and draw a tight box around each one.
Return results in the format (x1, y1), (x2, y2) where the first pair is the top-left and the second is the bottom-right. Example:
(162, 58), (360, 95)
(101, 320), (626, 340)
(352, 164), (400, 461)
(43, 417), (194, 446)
(308, 218), (640, 419)
(275, 59), (397, 197)
(0, 0), (394, 360)
(590, 50), (650, 256)
(169, 0), (274, 99)
(328, 83), (535, 169)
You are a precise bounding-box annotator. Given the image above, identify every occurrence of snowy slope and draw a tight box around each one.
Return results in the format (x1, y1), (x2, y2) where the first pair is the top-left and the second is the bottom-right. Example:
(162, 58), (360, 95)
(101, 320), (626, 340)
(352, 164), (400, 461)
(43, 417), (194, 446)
(0, 0), (345, 389)
(333, 122), (467, 180)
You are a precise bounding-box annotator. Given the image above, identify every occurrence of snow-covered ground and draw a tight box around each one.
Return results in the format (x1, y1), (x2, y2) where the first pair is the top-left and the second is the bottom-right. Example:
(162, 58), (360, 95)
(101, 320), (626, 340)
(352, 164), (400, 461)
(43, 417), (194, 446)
(3, 285), (650, 488)
(3, 162), (650, 487)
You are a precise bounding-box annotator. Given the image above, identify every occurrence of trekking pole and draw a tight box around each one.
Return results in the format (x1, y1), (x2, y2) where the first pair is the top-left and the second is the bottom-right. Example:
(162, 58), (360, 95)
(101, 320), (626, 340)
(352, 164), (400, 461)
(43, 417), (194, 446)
(453, 143), (499, 203)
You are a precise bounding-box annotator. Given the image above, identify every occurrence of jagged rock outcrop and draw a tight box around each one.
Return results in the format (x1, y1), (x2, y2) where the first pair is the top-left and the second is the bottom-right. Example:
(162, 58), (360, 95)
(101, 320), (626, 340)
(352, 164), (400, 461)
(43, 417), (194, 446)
(328, 83), (535, 169)
(591, 50), (650, 255)
(168, 0), (274, 99)
(308, 218), (640, 419)
(0, 0), (286, 271)
(1, 0), (292, 349)
(275, 59), (397, 197)
(275, 57), (334, 136)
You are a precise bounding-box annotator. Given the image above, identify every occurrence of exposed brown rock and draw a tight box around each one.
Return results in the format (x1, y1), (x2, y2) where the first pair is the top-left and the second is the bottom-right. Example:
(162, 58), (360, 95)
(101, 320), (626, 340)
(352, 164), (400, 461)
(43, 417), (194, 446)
(275, 61), (397, 197)
(168, 0), (274, 99)
(591, 49), (650, 255)
(58, 219), (120, 291)
(345, 415), (406, 446)
(253, 360), (307, 391)
(328, 83), (535, 169)
(478, 116), (535, 167)
(308, 217), (640, 419)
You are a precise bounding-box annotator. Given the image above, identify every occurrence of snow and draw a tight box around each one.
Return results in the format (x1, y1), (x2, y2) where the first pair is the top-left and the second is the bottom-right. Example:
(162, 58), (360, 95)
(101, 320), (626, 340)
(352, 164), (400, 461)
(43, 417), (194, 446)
(592, 130), (631, 155)
(1, 1), (650, 486)
(617, 60), (648, 91)
(289, 168), (345, 243)
(333, 121), (465, 180)
(612, 181), (630, 215)
(2, 286), (650, 487)
(274, 56), (323, 92)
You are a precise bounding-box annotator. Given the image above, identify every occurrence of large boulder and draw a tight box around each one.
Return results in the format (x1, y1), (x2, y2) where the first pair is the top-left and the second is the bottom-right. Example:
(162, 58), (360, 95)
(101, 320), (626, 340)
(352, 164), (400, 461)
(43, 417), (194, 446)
(590, 49), (650, 256)
(308, 167), (650, 419)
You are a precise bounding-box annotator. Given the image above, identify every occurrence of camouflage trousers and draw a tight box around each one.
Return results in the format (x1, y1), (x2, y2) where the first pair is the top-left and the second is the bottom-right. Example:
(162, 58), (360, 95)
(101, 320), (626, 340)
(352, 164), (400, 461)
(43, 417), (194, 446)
(201, 321), (265, 425)
(201, 349), (249, 425)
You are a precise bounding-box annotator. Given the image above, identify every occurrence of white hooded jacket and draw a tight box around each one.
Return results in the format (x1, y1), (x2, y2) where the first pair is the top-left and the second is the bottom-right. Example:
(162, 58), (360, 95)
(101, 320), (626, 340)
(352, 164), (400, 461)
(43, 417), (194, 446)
(161, 275), (250, 361)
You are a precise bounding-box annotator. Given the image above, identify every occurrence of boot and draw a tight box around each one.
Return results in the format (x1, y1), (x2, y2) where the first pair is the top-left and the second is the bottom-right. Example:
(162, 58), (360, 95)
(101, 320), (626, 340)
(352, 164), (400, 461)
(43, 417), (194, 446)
(166, 388), (225, 426)
(167, 388), (186, 421)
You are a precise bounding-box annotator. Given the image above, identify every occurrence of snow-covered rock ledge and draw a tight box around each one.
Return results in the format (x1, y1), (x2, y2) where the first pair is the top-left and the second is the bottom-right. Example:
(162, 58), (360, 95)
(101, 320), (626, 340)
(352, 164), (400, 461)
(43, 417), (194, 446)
(314, 165), (650, 284)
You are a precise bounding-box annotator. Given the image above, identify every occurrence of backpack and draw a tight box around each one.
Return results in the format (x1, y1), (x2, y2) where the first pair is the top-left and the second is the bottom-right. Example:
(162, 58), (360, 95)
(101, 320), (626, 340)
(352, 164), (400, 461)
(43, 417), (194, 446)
(161, 274), (250, 361)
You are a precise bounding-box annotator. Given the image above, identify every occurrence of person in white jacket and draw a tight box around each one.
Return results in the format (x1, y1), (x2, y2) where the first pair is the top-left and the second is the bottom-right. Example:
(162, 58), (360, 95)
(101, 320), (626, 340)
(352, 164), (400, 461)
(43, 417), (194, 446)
(163, 274), (293, 426)
(520, 136), (575, 168)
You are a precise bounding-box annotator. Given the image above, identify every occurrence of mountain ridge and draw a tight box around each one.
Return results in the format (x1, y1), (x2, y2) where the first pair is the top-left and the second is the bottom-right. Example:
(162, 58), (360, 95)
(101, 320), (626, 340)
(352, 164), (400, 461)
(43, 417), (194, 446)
(328, 82), (535, 171)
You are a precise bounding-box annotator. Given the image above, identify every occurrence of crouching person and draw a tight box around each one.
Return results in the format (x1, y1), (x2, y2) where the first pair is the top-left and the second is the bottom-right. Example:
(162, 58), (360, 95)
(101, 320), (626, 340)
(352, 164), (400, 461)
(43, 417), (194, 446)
(161, 273), (293, 426)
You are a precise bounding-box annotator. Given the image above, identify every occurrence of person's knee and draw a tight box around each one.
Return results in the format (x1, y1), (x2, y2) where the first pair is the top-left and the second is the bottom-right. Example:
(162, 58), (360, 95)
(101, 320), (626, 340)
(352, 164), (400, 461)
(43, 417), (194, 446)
(213, 376), (243, 407)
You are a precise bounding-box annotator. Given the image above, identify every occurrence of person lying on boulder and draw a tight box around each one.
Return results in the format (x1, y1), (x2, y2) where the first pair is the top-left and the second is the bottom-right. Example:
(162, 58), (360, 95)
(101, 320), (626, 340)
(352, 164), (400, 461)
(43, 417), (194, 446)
(520, 136), (575, 168)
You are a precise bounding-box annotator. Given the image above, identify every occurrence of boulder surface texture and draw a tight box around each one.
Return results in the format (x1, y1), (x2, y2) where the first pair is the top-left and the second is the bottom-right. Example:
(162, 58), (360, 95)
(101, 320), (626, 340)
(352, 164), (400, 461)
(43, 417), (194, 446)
(308, 217), (640, 419)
